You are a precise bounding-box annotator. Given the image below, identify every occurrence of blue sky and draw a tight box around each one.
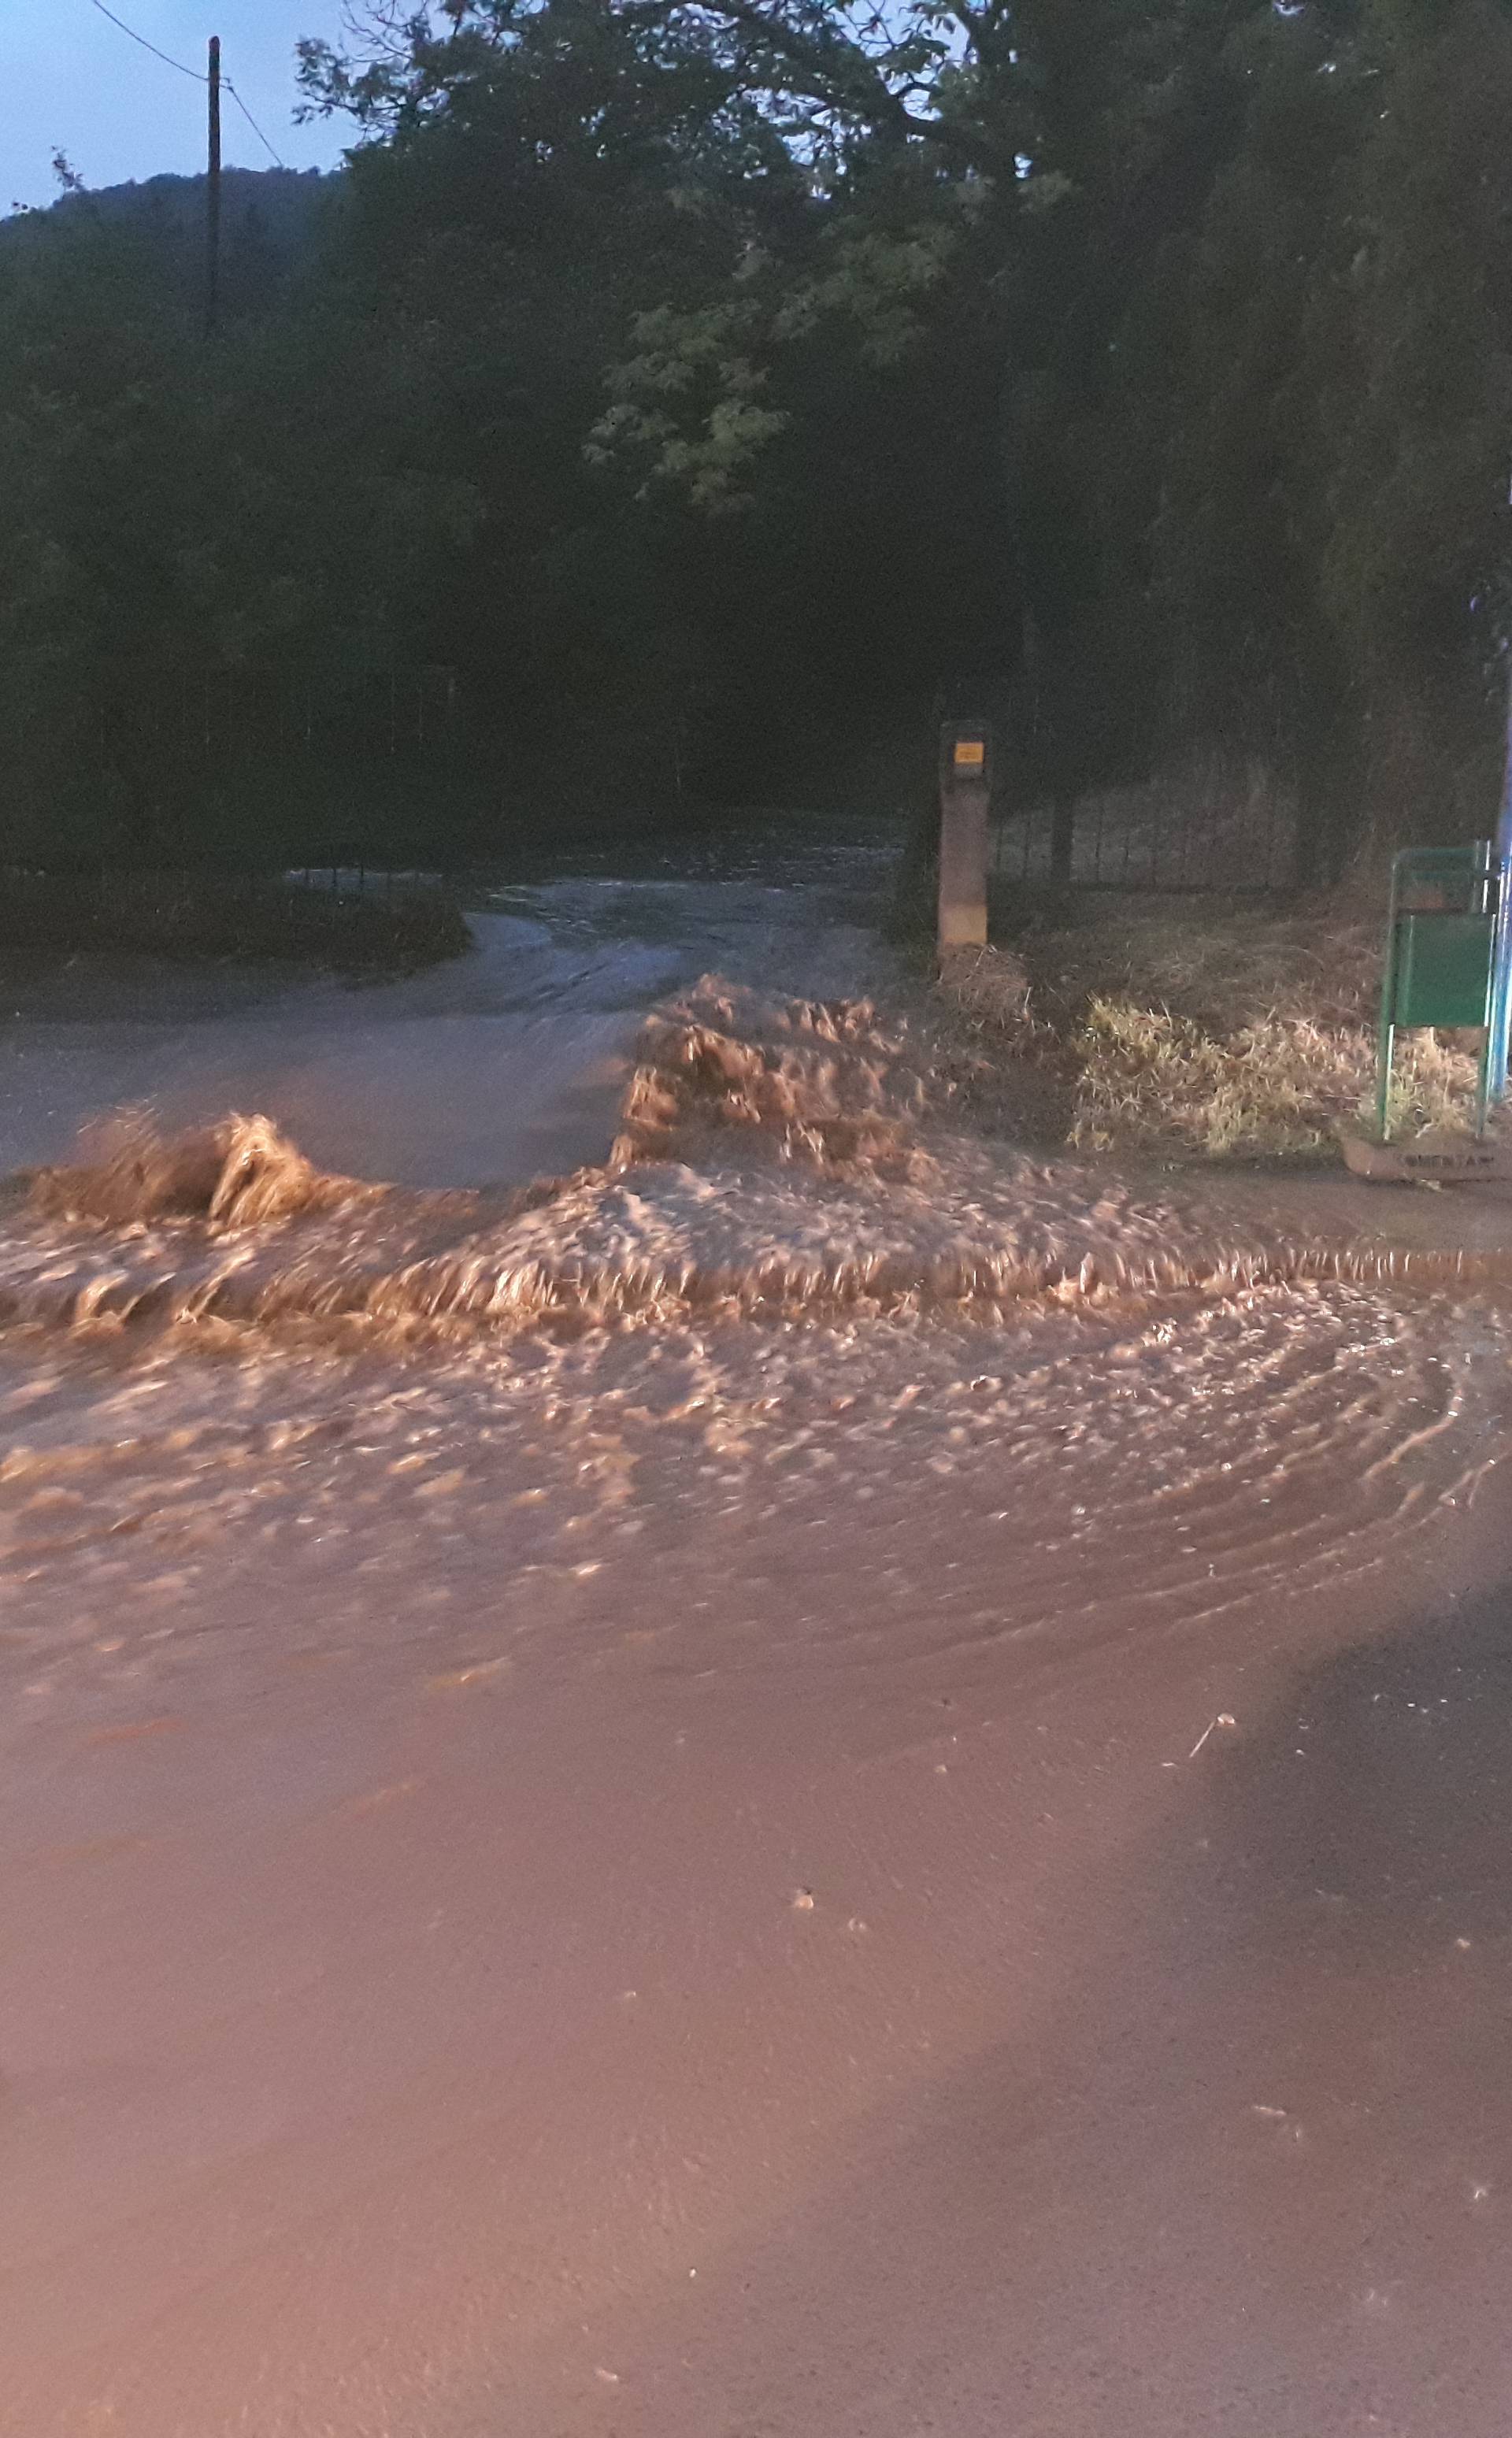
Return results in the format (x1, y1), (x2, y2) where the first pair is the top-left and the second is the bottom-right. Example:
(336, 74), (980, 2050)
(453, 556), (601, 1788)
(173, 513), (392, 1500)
(2, 2), (355, 212)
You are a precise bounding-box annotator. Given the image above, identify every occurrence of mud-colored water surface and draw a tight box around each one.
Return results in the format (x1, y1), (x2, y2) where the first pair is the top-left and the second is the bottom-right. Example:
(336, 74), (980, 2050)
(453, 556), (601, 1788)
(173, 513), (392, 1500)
(2, 821), (1511, 2436)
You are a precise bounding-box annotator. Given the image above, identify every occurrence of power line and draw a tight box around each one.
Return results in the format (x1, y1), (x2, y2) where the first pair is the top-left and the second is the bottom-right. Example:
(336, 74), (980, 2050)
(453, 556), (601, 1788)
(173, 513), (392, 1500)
(83, 3), (291, 171)
(225, 83), (287, 170)
(86, 0), (205, 83)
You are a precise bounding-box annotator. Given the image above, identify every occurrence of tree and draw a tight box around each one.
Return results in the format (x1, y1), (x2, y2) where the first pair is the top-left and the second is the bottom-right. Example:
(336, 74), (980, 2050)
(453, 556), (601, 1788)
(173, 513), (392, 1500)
(6, 0), (1508, 866)
(1323, 0), (1512, 844)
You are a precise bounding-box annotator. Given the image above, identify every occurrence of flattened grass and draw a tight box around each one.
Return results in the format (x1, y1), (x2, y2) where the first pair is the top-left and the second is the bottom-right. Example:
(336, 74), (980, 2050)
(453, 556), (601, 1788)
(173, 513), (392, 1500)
(940, 902), (1484, 1162)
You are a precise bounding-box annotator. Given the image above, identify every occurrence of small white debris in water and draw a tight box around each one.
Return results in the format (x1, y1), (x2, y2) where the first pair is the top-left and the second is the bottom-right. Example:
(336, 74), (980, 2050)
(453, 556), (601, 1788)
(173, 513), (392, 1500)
(791, 1888), (815, 1911)
(1473, 2184), (1491, 2202)
(1456, 1937), (1473, 1951)
(1251, 2105), (1288, 2121)
(1188, 1713), (1236, 1760)
(595, 2366), (620, 2385)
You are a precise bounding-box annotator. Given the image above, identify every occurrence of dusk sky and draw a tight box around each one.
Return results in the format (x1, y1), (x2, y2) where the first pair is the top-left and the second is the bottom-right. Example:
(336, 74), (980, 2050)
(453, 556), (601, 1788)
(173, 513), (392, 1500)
(2, 1), (354, 213)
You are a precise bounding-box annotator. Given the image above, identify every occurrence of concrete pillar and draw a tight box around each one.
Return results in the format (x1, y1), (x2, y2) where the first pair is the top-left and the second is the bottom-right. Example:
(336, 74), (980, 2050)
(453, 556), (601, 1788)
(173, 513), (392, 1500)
(938, 722), (991, 954)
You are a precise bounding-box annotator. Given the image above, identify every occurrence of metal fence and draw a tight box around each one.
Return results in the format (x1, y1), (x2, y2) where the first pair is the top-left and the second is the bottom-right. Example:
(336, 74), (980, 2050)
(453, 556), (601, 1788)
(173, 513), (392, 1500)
(992, 773), (1297, 896)
(117, 665), (465, 770)
(0, 861), (447, 899)
(0, 858), (465, 959)
(0, 664), (478, 871)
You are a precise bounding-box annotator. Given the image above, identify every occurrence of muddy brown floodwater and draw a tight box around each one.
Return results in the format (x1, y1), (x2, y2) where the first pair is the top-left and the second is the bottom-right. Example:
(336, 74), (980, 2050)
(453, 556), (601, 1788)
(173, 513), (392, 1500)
(2, 818), (1511, 2437)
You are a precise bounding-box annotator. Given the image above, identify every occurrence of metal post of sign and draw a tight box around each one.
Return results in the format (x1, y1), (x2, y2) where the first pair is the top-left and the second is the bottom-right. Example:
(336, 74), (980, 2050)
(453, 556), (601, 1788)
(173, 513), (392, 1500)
(938, 721), (991, 956)
(1497, 652), (1512, 864)
(1375, 880), (1398, 1147)
(1488, 850), (1511, 1106)
(1488, 666), (1512, 1102)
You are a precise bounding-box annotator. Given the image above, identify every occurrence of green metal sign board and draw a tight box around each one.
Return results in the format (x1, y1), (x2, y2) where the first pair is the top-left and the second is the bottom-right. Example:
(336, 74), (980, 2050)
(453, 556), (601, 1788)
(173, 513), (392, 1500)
(1375, 843), (1510, 1142)
(1393, 913), (1498, 1030)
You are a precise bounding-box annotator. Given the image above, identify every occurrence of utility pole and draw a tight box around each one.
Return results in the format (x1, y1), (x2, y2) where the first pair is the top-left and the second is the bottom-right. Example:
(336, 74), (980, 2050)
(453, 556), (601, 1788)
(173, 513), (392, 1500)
(206, 34), (222, 339)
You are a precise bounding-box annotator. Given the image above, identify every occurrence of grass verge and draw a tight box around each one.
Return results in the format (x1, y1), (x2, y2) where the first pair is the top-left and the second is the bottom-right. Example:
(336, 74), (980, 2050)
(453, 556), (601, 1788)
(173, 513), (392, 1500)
(936, 899), (1486, 1162)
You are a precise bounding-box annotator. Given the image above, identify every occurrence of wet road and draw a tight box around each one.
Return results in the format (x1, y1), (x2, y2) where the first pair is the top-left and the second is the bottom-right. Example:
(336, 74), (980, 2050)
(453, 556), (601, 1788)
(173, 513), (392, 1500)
(1, 817), (1510, 2436)
(532, 1551), (1512, 2438)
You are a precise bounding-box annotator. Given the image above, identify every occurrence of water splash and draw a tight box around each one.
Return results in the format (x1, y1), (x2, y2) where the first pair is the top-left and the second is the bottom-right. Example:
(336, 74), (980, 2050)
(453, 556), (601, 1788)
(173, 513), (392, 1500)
(29, 1110), (388, 1229)
(3, 982), (1509, 1350)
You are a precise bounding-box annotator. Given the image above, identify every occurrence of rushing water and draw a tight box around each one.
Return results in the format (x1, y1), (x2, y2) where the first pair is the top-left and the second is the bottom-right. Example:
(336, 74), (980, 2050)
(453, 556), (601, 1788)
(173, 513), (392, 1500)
(2, 815), (1511, 2437)
(2, 811), (1510, 1694)
(0, 819), (899, 1187)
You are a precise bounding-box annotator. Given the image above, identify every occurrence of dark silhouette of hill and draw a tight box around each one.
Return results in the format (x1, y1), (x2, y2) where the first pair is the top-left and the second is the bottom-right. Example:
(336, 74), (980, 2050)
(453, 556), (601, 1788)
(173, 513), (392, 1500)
(2, 169), (334, 314)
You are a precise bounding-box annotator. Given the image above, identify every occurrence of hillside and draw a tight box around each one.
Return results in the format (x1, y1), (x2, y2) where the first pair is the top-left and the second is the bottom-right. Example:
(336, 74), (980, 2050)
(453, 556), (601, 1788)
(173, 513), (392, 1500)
(0, 167), (334, 311)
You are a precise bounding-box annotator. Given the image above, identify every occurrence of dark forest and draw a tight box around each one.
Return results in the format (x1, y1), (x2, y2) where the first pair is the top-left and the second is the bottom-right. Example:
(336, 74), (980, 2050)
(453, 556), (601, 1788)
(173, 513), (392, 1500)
(4, 0), (1510, 872)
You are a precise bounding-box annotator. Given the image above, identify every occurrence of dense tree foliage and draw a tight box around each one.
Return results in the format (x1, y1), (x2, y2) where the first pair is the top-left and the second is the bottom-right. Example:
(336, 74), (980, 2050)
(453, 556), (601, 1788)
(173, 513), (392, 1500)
(2, 0), (1510, 866)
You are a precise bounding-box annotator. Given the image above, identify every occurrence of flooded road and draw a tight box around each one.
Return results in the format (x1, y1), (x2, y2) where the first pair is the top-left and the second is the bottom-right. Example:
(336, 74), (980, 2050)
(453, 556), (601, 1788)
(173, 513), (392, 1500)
(1, 817), (1510, 2436)
(0, 822), (897, 1187)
